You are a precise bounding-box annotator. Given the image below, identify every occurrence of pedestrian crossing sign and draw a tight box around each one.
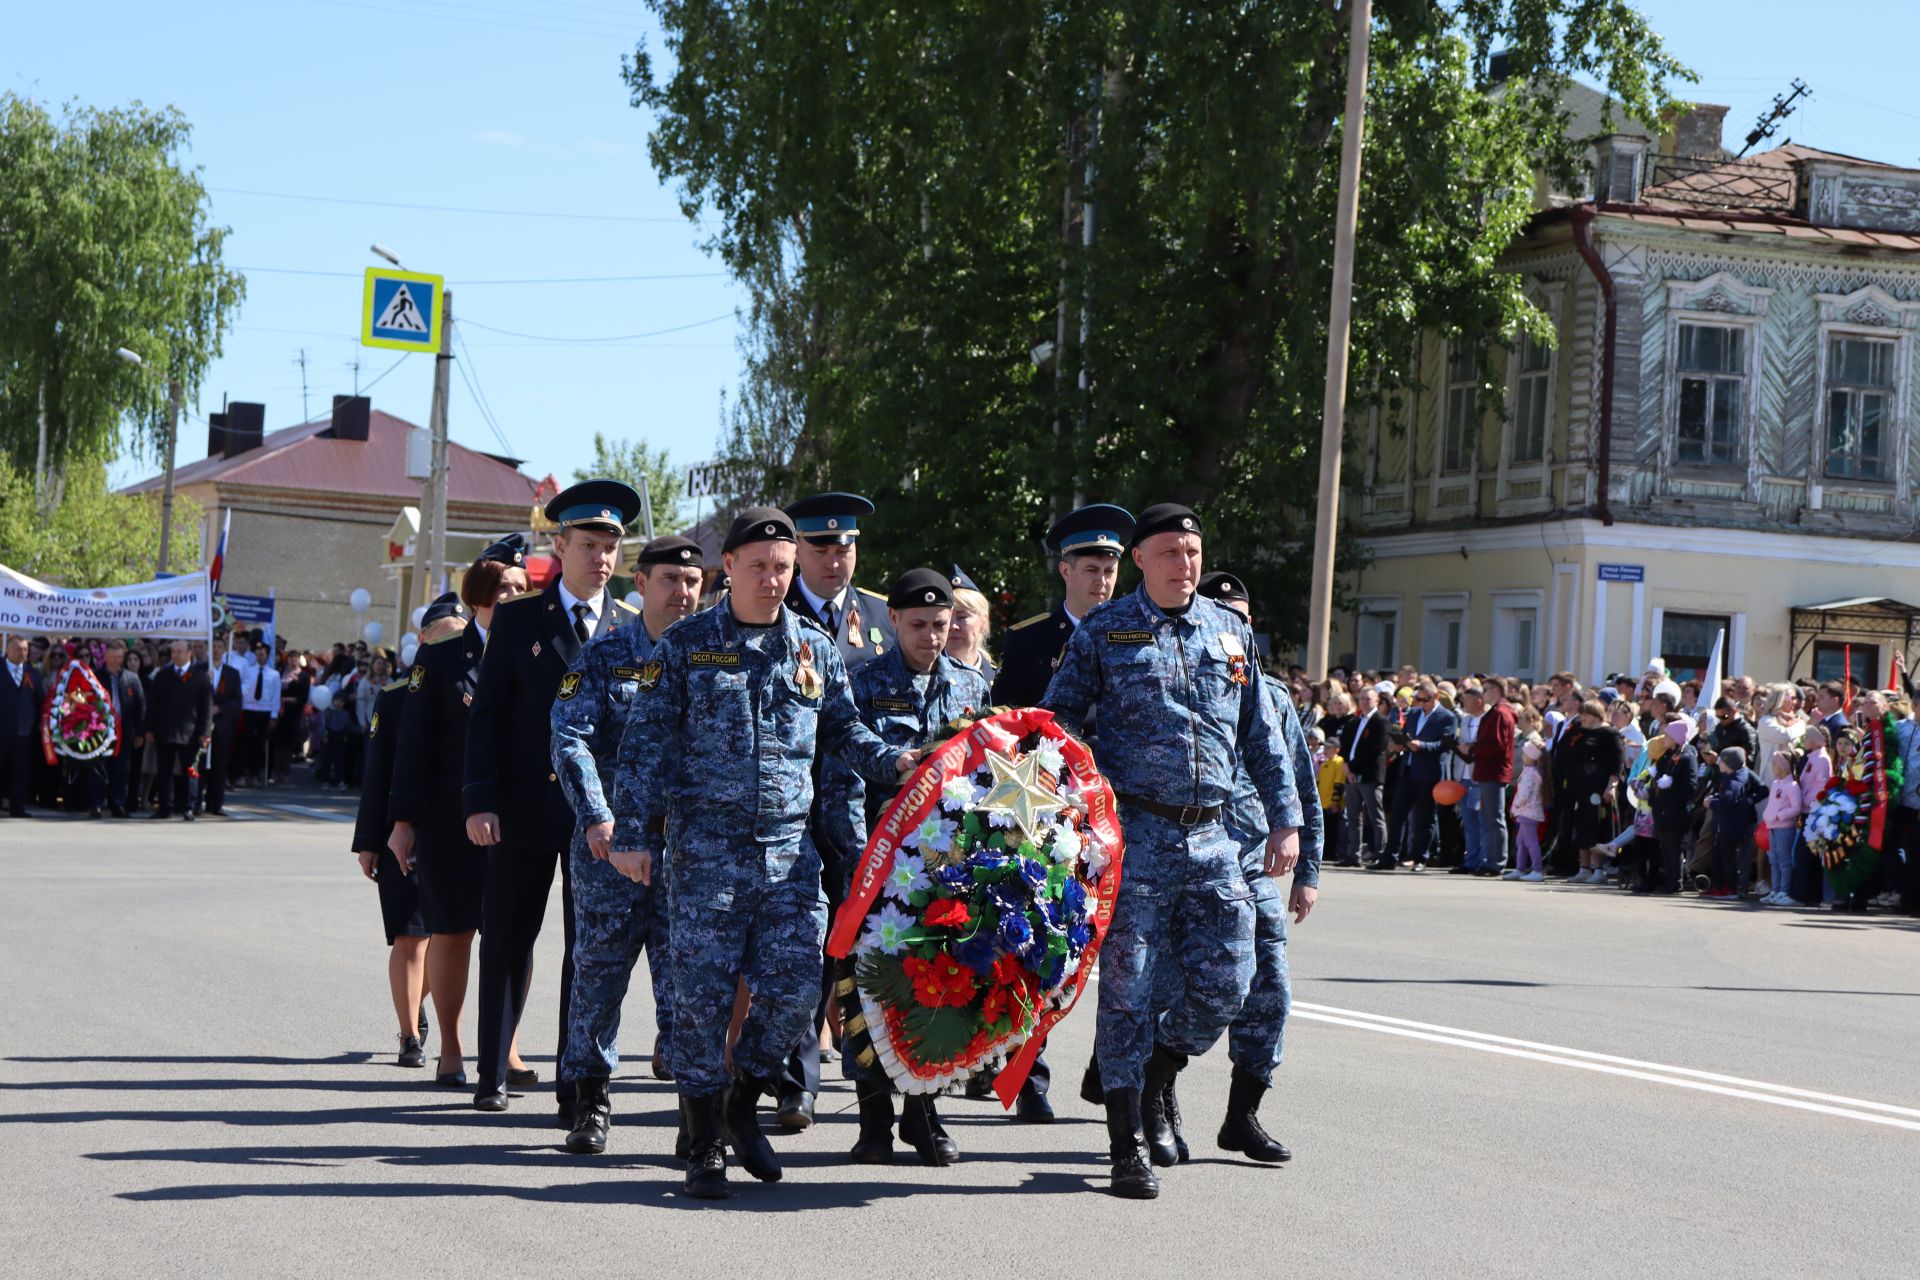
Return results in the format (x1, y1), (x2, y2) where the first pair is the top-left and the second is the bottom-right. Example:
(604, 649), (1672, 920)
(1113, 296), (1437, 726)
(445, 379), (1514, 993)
(362, 267), (444, 352)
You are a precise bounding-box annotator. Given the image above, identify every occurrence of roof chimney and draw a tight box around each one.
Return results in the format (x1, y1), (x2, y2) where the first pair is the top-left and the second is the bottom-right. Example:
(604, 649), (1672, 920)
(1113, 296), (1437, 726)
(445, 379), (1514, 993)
(1487, 49), (1513, 85)
(209, 402), (265, 458)
(326, 395), (371, 442)
(1672, 103), (1729, 159)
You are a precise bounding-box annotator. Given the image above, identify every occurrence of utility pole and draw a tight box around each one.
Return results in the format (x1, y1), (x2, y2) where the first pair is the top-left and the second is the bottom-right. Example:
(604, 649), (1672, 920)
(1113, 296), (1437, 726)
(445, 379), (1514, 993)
(1304, 0), (1373, 681)
(157, 380), (183, 575)
(293, 348), (311, 422)
(427, 290), (454, 601)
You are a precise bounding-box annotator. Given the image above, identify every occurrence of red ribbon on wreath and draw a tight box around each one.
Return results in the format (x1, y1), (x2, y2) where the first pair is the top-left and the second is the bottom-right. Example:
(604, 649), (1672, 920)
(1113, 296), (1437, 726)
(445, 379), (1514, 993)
(827, 706), (1125, 1106)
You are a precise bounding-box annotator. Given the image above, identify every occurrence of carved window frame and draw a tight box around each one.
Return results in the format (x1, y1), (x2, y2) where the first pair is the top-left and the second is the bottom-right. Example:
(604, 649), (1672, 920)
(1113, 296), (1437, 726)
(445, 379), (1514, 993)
(1496, 282), (1564, 514)
(1661, 271), (1773, 500)
(1810, 285), (1920, 514)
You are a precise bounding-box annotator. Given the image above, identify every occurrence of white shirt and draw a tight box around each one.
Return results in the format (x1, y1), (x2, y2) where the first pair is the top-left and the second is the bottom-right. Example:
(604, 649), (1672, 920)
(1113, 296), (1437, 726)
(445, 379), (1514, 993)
(795, 577), (847, 630)
(557, 581), (605, 635)
(239, 657), (280, 713)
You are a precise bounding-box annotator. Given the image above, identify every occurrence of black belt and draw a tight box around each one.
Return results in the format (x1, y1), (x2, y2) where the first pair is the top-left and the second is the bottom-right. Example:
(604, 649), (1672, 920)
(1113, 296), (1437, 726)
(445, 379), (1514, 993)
(1115, 794), (1221, 826)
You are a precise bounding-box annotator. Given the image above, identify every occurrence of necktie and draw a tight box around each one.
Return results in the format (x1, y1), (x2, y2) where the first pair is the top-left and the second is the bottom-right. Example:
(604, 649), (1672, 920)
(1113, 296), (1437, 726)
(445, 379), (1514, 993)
(254, 666), (263, 699)
(822, 603), (837, 635)
(572, 602), (592, 644)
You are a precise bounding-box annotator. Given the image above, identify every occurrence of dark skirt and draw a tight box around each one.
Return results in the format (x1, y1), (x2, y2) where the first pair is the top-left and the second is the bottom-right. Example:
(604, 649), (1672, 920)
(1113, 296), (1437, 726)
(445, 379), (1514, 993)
(376, 848), (429, 946)
(413, 821), (486, 934)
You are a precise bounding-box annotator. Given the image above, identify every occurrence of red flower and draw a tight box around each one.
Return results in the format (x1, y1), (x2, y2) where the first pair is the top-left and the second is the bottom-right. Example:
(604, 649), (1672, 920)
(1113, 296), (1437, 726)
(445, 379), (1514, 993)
(902, 954), (978, 1008)
(923, 899), (971, 929)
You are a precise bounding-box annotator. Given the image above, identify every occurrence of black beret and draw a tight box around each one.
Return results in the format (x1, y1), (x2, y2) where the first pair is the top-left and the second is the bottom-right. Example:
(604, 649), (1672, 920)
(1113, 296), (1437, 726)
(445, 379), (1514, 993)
(889, 567), (954, 611)
(480, 533), (529, 566)
(1196, 570), (1249, 605)
(421, 591), (466, 627)
(636, 535), (703, 569)
(722, 507), (797, 554)
(1129, 502), (1203, 548)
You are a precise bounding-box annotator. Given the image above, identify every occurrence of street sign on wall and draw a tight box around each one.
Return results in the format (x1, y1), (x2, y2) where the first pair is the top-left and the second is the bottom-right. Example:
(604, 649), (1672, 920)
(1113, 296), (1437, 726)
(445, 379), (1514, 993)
(1597, 563), (1644, 583)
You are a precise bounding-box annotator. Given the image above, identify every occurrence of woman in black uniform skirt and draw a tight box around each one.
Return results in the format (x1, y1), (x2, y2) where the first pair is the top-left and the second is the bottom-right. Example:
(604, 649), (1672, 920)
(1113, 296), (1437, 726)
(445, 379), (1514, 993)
(352, 662), (432, 1066)
(389, 554), (529, 1085)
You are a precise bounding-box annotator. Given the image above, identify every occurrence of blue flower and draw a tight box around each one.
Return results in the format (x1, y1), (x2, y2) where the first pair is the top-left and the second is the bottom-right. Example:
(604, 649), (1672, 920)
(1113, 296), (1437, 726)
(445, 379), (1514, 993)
(933, 861), (973, 890)
(1068, 920), (1092, 951)
(1017, 857), (1048, 891)
(1063, 878), (1087, 914)
(998, 910), (1033, 953)
(953, 931), (1000, 977)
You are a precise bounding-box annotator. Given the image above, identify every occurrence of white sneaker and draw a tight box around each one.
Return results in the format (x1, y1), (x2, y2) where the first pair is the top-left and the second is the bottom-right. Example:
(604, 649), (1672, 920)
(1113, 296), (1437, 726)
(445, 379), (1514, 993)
(1501, 869), (1523, 880)
(1567, 869), (1592, 884)
(1522, 871), (1545, 882)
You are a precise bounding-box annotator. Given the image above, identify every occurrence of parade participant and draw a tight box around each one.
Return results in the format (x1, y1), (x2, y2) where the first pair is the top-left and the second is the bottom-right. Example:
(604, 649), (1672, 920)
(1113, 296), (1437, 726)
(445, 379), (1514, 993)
(945, 565), (997, 686)
(1042, 503), (1302, 1200)
(236, 632), (280, 788)
(352, 657), (430, 1068)
(824, 567), (991, 1166)
(202, 635), (244, 815)
(146, 639), (212, 821)
(993, 503), (1134, 708)
(1, 635), (39, 818)
(465, 490), (641, 1119)
(775, 490), (898, 1128)
(609, 506), (919, 1200)
(551, 534), (703, 1156)
(93, 639), (146, 819)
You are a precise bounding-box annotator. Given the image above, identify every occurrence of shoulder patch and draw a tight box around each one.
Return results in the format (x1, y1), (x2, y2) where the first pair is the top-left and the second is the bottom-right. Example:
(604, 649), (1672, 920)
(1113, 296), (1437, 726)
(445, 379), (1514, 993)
(499, 589), (541, 606)
(407, 665), (425, 692)
(556, 670), (583, 701)
(613, 598), (640, 615)
(636, 660), (663, 691)
(424, 627), (467, 646)
(1009, 612), (1051, 632)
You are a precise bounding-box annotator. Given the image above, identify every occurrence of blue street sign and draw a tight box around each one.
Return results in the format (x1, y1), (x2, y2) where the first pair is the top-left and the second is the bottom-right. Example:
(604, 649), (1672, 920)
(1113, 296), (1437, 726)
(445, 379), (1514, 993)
(362, 268), (444, 352)
(1597, 563), (1644, 583)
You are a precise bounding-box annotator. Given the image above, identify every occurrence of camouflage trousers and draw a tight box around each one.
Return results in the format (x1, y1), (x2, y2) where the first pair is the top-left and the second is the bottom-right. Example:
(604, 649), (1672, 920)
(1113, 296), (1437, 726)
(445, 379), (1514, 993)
(561, 836), (674, 1082)
(1152, 857), (1290, 1087)
(668, 835), (828, 1097)
(1094, 806), (1255, 1091)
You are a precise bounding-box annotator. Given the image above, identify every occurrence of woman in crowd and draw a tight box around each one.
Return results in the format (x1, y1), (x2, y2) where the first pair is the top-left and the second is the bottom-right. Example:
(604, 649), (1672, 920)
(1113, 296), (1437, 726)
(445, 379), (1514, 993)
(272, 652), (310, 781)
(1563, 699), (1626, 884)
(944, 582), (997, 687)
(1754, 682), (1805, 782)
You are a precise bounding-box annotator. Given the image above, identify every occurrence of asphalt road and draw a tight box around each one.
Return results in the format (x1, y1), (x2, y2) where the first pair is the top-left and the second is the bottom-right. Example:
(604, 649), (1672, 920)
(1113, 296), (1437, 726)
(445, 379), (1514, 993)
(4, 808), (1918, 1279)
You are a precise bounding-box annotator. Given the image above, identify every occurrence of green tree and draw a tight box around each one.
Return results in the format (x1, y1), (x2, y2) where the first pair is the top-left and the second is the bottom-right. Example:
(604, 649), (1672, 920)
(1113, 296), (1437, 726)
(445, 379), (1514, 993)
(573, 431), (684, 534)
(0, 95), (244, 492)
(0, 454), (202, 587)
(626, 1), (1686, 635)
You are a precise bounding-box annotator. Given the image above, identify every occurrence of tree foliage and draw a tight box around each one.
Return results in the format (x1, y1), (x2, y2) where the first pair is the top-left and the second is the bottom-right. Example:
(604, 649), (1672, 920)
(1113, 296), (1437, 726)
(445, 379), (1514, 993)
(0, 95), (244, 479)
(626, 1), (1687, 639)
(573, 430), (685, 534)
(0, 454), (202, 587)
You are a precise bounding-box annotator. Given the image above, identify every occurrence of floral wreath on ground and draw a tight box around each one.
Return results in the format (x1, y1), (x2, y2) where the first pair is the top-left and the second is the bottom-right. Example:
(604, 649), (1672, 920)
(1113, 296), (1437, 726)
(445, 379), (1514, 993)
(1803, 709), (1902, 898)
(827, 706), (1124, 1101)
(41, 660), (120, 765)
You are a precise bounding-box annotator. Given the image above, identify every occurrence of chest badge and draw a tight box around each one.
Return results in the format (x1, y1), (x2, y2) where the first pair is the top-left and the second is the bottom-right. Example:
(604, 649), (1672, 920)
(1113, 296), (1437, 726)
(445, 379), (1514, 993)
(1219, 632), (1251, 686)
(795, 640), (824, 700)
(636, 660), (663, 692)
(557, 671), (582, 701)
(531, 640), (542, 659)
(407, 665), (424, 693)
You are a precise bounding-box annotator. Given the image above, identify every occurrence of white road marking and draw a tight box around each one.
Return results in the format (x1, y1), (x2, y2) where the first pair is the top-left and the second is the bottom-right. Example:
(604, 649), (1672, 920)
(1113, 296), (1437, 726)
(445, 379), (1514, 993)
(1294, 1001), (1920, 1133)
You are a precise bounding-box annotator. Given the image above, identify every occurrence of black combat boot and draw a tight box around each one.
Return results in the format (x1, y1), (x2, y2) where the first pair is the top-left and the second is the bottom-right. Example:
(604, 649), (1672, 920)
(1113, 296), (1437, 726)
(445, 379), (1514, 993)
(1139, 1043), (1189, 1169)
(681, 1093), (729, 1200)
(675, 1108), (691, 1161)
(723, 1072), (782, 1183)
(898, 1093), (959, 1166)
(1079, 1054), (1105, 1106)
(1015, 1078), (1055, 1123)
(1103, 1088), (1161, 1200)
(849, 1079), (897, 1165)
(1217, 1066), (1292, 1163)
(565, 1076), (611, 1155)
(1163, 1076), (1189, 1162)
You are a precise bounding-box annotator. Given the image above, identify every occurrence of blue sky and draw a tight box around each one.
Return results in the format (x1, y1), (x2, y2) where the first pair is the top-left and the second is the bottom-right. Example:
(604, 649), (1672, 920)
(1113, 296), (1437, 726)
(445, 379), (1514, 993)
(12, 1), (1920, 492)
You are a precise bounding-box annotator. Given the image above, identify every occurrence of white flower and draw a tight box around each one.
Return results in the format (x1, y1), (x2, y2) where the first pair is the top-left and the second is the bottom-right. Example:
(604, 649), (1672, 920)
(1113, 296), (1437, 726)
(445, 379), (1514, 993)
(884, 852), (932, 900)
(1032, 741), (1066, 777)
(1084, 833), (1111, 880)
(1049, 822), (1083, 865)
(860, 902), (918, 955)
(985, 809), (1016, 830)
(941, 775), (984, 812)
(905, 814), (958, 855)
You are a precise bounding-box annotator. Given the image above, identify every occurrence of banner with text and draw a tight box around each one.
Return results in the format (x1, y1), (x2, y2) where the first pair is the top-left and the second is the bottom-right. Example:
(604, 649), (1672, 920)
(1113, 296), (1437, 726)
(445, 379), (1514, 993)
(223, 591), (277, 654)
(0, 564), (212, 640)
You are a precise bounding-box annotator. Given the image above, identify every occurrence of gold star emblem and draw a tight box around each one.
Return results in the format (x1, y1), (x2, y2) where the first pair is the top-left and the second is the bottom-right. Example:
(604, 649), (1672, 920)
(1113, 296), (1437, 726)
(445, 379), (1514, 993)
(976, 748), (1059, 843)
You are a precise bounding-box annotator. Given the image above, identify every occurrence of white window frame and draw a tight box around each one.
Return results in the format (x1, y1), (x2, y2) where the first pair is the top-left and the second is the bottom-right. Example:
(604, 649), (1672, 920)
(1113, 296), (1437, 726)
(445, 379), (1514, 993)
(1821, 333), (1898, 483)
(1811, 285), (1920, 516)
(1662, 272), (1772, 501)
(1497, 284), (1563, 513)
(1490, 588), (1545, 682)
(1439, 344), (1478, 476)
(1420, 591), (1470, 677)
(1353, 594), (1402, 673)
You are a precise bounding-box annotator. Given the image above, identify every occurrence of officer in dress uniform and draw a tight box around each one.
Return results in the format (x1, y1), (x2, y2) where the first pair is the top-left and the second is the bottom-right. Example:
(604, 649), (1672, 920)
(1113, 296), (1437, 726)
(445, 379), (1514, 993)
(1041, 503), (1303, 1200)
(821, 567), (991, 1166)
(609, 507), (916, 1200)
(464, 482), (643, 1117)
(351, 652), (430, 1068)
(550, 534), (704, 1157)
(774, 490), (898, 1127)
(1146, 570), (1322, 1166)
(993, 503), (1135, 708)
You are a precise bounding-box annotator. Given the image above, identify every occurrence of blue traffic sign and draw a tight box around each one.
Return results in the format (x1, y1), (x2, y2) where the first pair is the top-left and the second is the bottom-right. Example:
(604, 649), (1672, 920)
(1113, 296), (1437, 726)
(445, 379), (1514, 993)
(362, 268), (444, 352)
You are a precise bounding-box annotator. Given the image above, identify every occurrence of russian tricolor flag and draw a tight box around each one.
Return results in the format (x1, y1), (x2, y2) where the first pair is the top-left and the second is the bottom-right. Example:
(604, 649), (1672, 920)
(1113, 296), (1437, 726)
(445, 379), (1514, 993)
(210, 509), (231, 593)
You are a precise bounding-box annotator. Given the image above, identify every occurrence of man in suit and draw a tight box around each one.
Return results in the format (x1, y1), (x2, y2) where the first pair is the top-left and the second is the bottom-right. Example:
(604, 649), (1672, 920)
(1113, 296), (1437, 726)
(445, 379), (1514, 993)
(200, 635), (244, 815)
(1340, 685), (1391, 867)
(92, 639), (146, 818)
(993, 503), (1136, 709)
(146, 638), (212, 820)
(1, 635), (39, 817)
(1384, 680), (1457, 871)
(464, 479), (643, 1118)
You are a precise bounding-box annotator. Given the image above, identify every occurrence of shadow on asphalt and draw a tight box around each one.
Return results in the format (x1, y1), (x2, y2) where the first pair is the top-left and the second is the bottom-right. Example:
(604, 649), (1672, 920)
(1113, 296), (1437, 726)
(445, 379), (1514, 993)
(6, 1054), (375, 1067)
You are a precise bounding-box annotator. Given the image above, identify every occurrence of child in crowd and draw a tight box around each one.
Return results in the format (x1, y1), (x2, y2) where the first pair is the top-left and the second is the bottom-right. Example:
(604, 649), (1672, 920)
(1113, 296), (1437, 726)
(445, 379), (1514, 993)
(1311, 726), (1350, 866)
(1506, 738), (1548, 882)
(1789, 724), (1833, 906)
(1760, 747), (1804, 906)
(1705, 745), (1763, 899)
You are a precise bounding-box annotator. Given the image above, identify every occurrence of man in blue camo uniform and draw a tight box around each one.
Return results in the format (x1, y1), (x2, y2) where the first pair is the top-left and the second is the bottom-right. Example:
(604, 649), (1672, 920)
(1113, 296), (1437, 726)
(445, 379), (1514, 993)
(550, 534), (706, 1158)
(1041, 503), (1303, 1201)
(609, 508), (917, 1201)
(1149, 570), (1322, 1167)
(822, 567), (991, 1167)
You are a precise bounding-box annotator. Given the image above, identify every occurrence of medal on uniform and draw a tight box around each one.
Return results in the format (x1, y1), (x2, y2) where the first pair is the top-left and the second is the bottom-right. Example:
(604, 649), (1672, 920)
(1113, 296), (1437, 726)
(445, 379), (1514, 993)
(1220, 632), (1250, 686)
(847, 602), (864, 649)
(795, 640), (824, 700)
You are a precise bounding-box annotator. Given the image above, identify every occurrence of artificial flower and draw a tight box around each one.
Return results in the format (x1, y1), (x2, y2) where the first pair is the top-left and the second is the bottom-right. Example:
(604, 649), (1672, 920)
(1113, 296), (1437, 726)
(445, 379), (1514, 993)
(903, 954), (977, 1008)
(1032, 740), (1065, 777)
(923, 899), (972, 929)
(941, 775), (984, 812)
(860, 902), (918, 955)
(884, 852), (932, 901)
(905, 813), (958, 855)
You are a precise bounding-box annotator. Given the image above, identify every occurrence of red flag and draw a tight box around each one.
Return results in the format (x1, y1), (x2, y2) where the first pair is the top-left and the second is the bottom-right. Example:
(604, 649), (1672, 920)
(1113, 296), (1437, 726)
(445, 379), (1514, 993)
(1844, 644), (1853, 712)
(1889, 649), (1906, 693)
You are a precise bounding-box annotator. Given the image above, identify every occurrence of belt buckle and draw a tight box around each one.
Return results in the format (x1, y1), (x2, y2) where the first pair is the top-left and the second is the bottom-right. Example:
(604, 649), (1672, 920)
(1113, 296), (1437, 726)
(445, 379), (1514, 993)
(1176, 803), (1203, 826)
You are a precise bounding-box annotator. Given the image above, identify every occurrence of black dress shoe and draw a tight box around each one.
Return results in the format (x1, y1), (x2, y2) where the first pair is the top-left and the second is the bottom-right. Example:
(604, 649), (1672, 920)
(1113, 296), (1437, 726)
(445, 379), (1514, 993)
(1014, 1080), (1055, 1123)
(775, 1090), (815, 1130)
(965, 1074), (995, 1101)
(506, 1066), (540, 1088)
(473, 1089), (509, 1112)
(899, 1094), (958, 1166)
(418, 1008), (429, 1041)
(397, 1035), (426, 1069)
(1448, 865), (1474, 875)
(435, 1068), (468, 1088)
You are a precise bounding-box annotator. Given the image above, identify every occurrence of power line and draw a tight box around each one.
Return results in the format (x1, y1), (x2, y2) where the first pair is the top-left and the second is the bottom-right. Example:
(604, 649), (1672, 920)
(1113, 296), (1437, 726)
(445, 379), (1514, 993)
(209, 185), (685, 224)
(459, 311), (734, 344)
(454, 327), (514, 450)
(290, 0), (638, 40)
(234, 265), (727, 285)
(452, 336), (516, 458)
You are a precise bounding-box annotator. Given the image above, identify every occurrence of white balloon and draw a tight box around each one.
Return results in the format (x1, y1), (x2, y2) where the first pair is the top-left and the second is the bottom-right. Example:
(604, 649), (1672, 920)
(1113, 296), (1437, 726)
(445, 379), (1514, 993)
(411, 606), (428, 628)
(308, 684), (334, 711)
(625, 591), (643, 608)
(399, 639), (419, 667)
(364, 621), (384, 646)
(349, 588), (372, 613)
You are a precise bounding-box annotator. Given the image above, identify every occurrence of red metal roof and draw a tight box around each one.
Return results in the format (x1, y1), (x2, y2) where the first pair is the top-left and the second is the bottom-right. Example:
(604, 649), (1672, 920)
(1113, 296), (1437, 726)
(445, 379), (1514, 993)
(124, 409), (538, 508)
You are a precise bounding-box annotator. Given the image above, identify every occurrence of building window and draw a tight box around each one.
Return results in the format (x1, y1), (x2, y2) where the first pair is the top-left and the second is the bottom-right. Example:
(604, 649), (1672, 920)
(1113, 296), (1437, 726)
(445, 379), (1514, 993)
(1492, 601), (1540, 679)
(1675, 324), (1745, 466)
(1355, 599), (1400, 672)
(1442, 346), (1477, 473)
(1825, 336), (1895, 481)
(1659, 611), (1730, 683)
(1510, 335), (1550, 464)
(1420, 594), (1468, 675)
(1812, 640), (1879, 685)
